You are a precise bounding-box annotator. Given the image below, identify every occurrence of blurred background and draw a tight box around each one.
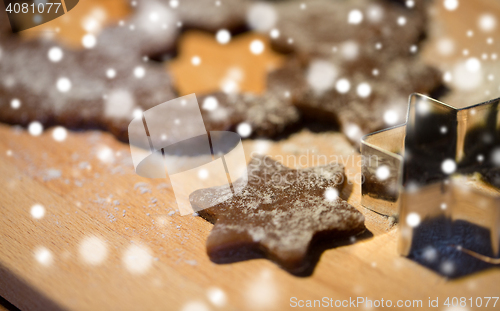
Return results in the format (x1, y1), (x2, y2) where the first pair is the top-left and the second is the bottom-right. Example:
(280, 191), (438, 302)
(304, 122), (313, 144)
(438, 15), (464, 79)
(0, 0), (499, 143)
(1, 0), (500, 310)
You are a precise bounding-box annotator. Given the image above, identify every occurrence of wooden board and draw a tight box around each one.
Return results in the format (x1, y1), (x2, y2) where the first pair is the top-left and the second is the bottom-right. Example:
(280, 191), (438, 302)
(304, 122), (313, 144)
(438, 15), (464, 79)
(1, 124), (500, 311)
(2, 0), (500, 309)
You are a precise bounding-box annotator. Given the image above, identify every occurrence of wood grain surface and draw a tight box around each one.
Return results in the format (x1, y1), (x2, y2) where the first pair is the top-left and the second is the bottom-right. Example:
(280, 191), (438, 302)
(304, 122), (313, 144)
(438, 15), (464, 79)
(2, 0), (500, 310)
(1, 124), (500, 311)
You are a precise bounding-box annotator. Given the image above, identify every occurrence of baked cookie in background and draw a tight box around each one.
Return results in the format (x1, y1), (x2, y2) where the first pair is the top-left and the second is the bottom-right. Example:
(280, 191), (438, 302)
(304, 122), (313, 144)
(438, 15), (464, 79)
(267, 56), (441, 144)
(260, 0), (442, 144)
(0, 0), (178, 142)
(17, 0), (132, 48)
(168, 31), (285, 96)
(191, 155), (366, 275)
(421, 0), (500, 107)
(196, 92), (300, 138)
(0, 0), (180, 140)
(0, 0), (442, 145)
(168, 31), (301, 138)
(11, 0), (248, 55)
(0, 13), (11, 38)
(269, 0), (427, 58)
(0, 37), (178, 140)
(170, 0), (248, 32)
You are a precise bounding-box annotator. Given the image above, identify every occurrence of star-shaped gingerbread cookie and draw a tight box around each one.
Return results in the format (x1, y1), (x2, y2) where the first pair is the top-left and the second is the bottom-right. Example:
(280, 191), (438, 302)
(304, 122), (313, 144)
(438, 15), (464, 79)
(190, 155), (365, 275)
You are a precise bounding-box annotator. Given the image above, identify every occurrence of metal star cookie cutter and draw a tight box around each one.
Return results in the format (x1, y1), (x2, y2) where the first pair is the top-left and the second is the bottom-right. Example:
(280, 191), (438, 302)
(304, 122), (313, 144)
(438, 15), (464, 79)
(361, 93), (500, 265)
